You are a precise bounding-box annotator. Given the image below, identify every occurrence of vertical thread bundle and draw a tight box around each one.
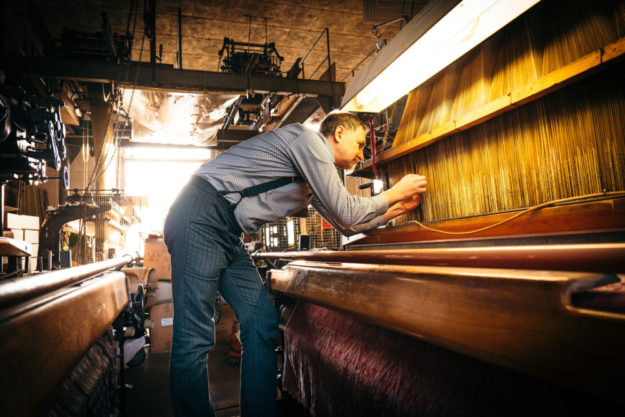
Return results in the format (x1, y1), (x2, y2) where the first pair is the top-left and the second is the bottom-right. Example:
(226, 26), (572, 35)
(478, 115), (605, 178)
(386, 0), (625, 225)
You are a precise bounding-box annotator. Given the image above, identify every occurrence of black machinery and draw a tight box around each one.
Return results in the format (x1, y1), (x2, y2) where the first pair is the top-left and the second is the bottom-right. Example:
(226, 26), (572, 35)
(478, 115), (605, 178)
(216, 16), (291, 142)
(218, 37), (284, 76)
(0, 84), (69, 188)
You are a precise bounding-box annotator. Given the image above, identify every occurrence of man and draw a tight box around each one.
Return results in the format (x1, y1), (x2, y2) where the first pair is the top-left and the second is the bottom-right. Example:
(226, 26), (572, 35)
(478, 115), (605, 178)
(163, 112), (426, 417)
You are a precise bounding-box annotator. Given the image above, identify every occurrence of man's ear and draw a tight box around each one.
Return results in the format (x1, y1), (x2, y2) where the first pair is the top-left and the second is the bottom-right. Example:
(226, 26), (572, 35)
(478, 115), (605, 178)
(333, 125), (345, 143)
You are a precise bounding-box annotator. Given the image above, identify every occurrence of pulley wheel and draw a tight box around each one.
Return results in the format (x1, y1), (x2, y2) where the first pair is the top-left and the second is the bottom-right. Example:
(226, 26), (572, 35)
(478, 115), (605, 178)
(61, 165), (70, 189)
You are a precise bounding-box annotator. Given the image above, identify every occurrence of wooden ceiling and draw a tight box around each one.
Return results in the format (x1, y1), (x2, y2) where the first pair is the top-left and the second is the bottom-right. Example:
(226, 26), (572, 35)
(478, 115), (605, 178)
(13, 0), (429, 82)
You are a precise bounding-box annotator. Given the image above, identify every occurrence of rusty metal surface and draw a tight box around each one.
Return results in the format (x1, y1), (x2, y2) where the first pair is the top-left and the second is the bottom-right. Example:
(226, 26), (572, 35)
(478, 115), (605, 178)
(269, 261), (625, 401)
(257, 242), (625, 273)
(0, 271), (128, 417)
(0, 254), (133, 309)
(122, 266), (157, 293)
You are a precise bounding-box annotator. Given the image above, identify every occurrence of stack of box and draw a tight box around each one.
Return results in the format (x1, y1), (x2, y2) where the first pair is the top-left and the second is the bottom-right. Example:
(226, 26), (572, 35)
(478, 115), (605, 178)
(149, 302), (174, 353)
(144, 235), (171, 280)
(144, 235), (173, 353)
(4, 213), (40, 272)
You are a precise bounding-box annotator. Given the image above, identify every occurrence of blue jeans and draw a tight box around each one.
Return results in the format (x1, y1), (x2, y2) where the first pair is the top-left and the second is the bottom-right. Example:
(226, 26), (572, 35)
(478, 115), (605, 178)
(164, 176), (278, 417)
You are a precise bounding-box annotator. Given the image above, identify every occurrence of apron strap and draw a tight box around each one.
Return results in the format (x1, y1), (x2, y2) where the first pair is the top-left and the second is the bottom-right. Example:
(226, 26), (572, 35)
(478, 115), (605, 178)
(218, 176), (304, 211)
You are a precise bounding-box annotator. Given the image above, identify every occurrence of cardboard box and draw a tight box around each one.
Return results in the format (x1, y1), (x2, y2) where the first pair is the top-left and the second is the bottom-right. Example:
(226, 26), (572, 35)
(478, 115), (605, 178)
(9, 229), (24, 240)
(150, 302), (174, 353)
(144, 237), (171, 280)
(29, 257), (38, 273)
(6, 213), (39, 230)
(24, 229), (39, 244)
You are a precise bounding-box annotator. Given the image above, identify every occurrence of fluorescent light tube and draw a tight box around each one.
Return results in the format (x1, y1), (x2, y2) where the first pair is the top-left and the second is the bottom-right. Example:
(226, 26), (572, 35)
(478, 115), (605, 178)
(341, 0), (541, 113)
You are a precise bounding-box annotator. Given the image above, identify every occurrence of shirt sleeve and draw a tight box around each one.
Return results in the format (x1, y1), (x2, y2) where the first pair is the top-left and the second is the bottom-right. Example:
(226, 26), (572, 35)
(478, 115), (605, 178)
(285, 130), (388, 234)
(311, 196), (387, 236)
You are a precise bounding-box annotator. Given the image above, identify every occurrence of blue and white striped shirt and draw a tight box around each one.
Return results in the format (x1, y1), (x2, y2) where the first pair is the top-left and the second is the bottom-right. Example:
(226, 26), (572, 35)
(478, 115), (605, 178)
(195, 123), (388, 235)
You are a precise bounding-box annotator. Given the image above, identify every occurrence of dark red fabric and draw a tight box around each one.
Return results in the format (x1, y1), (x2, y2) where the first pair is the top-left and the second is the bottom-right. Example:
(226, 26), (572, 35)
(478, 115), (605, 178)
(571, 280), (625, 314)
(283, 301), (622, 417)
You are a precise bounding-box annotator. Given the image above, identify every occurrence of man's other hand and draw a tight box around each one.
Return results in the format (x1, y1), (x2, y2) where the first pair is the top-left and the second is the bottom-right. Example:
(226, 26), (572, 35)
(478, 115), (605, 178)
(384, 193), (422, 222)
(383, 174), (427, 205)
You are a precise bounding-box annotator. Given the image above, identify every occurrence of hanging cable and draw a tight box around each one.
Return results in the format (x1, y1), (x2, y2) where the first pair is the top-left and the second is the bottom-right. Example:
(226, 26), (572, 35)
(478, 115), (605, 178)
(369, 118), (379, 180)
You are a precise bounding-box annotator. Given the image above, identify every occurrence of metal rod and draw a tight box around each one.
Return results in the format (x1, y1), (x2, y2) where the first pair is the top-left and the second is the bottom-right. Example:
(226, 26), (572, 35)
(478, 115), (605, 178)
(301, 27), (329, 67)
(308, 56), (328, 80)
(149, 0), (156, 65)
(0, 254), (133, 309)
(0, 184), (4, 273)
(0, 183), (4, 236)
(254, 243), (625, 273)
(372, 16), (407, 34)
(176, 8), (182, 69)
(341, 46), (377, 82)
(325, 27), (332, 81)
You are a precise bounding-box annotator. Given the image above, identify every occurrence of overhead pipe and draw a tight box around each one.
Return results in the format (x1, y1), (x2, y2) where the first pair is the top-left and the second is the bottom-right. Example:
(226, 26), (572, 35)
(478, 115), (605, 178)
(0, 254), (133, 309)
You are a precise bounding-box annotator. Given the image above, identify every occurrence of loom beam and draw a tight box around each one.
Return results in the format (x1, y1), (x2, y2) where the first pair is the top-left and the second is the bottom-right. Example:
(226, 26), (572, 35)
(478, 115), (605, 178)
(269, 261), (625, 401)
(0, 268), (130, 416)
(0, 254), (132, 309)
(258, 242), (625, 273)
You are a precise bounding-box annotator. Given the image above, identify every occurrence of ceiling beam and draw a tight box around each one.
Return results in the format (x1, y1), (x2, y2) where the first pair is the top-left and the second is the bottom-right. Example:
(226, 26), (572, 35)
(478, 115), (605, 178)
(120, 141), (222, 150)
(1, 55), (345, 99)
(216, 129), (257, 142)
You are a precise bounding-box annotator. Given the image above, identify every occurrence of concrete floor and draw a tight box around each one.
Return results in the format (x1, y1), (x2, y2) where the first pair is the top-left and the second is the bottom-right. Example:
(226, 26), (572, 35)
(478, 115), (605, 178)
(122, 303), (309, 417)
(123, 343), (241, 417)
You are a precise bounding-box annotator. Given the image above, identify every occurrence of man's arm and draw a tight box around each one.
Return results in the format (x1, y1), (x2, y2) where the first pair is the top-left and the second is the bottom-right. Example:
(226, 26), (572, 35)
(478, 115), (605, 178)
(311, 193), (423, 237)
(286, 131), (390, 228)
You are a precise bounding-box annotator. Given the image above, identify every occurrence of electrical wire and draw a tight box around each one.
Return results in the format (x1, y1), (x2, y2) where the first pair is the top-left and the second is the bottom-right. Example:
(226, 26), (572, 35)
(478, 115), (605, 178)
(406, 191), (625, 235)
(87, 0), (144, 189)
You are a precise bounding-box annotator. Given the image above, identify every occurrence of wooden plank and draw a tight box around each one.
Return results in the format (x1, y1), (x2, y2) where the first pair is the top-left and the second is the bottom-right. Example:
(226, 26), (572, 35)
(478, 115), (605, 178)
(351, 197), (625, 246)
(602, 36), (625, 63)
(269, 261), (625, 401)
(510, 51), (601, 106)
(0, 237), (32, 257)
(358, 37), (625, 171)
(454, 93), (512, 132)
(0, 272), (128, 417)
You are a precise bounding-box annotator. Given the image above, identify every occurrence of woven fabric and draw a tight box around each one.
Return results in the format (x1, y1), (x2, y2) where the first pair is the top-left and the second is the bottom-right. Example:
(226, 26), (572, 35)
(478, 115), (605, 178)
(283, 302), (617, 417)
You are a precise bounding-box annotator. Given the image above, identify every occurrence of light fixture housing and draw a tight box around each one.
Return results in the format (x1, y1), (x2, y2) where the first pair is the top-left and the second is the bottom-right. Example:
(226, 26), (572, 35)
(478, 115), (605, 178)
(341, 0), (541, 113)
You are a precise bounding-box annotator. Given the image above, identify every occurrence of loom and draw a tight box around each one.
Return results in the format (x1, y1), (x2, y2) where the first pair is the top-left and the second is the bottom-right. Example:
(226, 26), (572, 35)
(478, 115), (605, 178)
(0, 256), (159, 416)
(258, 0), (625, 415)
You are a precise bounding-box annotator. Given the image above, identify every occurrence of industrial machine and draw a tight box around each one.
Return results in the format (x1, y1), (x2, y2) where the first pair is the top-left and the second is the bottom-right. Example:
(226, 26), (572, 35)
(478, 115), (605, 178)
(0, 256), (138, 416)
(218, 37), (284, 77)
(0, 83), (69, 188)
(216, 23), (287, 142)
(257, 0), (625, 415)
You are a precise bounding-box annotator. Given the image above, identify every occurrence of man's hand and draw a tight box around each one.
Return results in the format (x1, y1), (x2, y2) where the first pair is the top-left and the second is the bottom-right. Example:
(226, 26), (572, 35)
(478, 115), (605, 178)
(384, 193), (422, 222)
(382, 174), (427, 206)
(398, 193), (422, 211)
